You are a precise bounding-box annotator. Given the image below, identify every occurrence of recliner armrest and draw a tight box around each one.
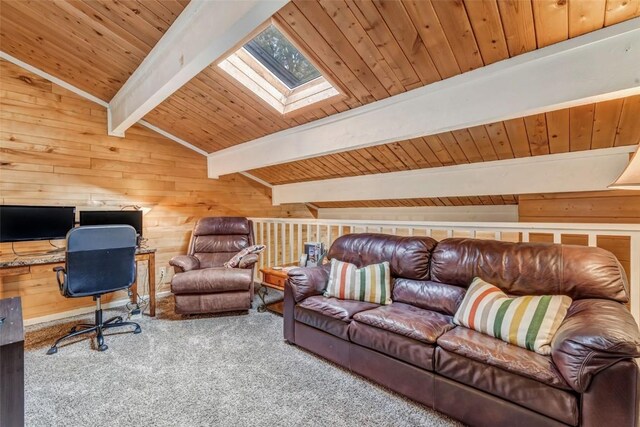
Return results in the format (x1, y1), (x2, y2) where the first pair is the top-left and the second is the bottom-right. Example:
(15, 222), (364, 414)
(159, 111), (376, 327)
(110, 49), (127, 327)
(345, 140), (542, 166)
(551, 299), (640, 392)
(169, 255), (200, 273)
(286, 264), (331, 303)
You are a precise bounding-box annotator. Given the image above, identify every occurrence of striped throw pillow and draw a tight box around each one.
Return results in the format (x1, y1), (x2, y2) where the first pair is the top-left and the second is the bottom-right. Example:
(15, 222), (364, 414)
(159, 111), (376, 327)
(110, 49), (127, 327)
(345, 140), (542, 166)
(324, 259), (391, 305)
(454, 277), (572, 355)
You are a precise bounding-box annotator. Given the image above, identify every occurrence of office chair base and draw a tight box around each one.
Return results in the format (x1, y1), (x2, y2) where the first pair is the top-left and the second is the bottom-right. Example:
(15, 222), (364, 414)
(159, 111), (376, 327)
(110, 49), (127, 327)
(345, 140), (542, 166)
(46, 305), (141, 355)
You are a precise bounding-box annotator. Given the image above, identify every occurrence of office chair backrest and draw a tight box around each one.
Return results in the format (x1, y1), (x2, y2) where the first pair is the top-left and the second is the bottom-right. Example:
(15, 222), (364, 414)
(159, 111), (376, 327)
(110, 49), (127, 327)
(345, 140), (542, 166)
(187, 217), (254, 268)
(63, 225), (137, 297)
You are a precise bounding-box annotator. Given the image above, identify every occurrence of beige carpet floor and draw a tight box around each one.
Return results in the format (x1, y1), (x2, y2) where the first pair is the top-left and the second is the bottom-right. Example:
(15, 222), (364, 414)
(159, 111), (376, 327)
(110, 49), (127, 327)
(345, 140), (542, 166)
(24, 294), (461, 427)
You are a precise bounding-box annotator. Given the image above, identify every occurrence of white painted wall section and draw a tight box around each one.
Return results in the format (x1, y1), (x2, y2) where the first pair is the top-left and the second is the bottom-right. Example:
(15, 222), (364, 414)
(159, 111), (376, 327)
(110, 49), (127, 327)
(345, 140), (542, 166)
(208, 18), (640, 177)
(272, 147), (636, 205)
(318, 205), (519, 222)
(108, 0), (288, 137)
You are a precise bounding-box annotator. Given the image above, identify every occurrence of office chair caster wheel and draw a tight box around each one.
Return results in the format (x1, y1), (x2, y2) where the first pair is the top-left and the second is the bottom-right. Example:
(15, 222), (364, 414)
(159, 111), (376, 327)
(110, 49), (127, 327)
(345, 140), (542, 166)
(134, 326), (142, 334)
(46, 346), (58, 355)
(98, 344), (108, 352)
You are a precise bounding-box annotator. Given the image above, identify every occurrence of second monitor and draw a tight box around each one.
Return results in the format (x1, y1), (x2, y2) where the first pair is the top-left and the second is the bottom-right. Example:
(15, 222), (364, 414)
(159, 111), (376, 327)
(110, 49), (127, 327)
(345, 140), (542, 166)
(79, 210), (143, 237)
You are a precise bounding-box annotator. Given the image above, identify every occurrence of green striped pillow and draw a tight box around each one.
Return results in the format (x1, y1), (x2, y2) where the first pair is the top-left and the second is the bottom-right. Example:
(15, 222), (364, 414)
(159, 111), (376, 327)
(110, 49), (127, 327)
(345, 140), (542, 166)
(453, 277), (572, 355)
(324, 259), (391, 305)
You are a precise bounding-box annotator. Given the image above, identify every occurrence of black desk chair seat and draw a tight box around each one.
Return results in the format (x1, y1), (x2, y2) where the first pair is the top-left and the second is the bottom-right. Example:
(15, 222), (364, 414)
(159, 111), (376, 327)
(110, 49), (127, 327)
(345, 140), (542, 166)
(47, 225), (141, 355)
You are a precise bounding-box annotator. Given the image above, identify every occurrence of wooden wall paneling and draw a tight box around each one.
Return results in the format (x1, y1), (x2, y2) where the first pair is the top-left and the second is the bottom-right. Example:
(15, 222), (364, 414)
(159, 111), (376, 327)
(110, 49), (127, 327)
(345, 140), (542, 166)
(0, 60), (312, 320)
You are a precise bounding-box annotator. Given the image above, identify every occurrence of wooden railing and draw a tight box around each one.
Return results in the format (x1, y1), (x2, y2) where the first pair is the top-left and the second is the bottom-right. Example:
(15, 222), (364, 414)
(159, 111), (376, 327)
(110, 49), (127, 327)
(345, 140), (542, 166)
(250, 218), (640, 322)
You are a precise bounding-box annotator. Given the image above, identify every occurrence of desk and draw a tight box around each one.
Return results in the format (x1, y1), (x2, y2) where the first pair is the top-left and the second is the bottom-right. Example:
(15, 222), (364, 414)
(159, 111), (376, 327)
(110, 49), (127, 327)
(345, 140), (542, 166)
(0, 248), (157, 317)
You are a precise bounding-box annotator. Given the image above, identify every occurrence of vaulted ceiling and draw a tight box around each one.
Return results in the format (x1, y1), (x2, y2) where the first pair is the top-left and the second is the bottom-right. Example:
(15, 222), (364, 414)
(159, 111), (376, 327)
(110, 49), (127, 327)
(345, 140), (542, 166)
(1, 0), (639, 208)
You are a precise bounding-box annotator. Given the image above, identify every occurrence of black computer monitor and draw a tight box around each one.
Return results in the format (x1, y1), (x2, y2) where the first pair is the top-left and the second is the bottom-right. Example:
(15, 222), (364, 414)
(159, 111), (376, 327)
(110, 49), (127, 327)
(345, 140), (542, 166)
(79, 210), (143, 236)
(0, 205), (76, 242)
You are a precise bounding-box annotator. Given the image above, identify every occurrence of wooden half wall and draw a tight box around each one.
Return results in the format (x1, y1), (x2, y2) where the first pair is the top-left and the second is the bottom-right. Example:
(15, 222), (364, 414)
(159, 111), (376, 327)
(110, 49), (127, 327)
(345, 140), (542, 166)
(0, 59), (312, 320)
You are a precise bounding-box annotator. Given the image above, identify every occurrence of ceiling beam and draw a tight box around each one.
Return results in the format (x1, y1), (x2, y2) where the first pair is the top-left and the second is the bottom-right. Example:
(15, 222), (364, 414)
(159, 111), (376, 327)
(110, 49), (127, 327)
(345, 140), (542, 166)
(108, 0), (288, 137)
(208, 18), (640, 178)
(271, 147), (636, 205)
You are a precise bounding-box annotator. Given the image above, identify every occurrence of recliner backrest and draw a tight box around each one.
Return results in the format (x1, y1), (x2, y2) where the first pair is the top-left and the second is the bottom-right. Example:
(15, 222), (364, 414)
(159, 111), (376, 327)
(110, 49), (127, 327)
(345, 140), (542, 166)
(327, 233), (438, 280)
(430, 238), (629, 302)
(64, 225), (136, 297)
(188, 217), (254, 268)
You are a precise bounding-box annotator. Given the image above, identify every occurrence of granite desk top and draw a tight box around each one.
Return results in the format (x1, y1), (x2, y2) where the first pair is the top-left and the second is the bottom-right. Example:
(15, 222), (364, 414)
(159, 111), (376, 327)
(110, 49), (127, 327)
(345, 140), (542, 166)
(0, 247), (156, 268)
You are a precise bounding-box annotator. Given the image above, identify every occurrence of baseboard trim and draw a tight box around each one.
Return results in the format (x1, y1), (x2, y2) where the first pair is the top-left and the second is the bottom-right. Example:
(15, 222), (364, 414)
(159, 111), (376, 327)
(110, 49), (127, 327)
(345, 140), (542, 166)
(24, 291), (172, 326)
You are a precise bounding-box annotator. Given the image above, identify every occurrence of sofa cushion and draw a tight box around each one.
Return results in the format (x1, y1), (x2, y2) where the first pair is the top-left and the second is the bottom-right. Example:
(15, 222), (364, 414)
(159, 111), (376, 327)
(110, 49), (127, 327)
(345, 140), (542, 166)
(435, 347), (579, 426)
(325, 259), (391, 305)
(437, 327), (571, 390)
(294, 296), (379, 340)
(350, 321), (435, 371)
(328, 233), (437, 280)
(393, 279), (465, 316)
(298, 296), (379, 321)
(171, 268), (252, 294)
(430, 238), (629, 303)
(353, 302), (455, 344)
(454, 277), (571, 355)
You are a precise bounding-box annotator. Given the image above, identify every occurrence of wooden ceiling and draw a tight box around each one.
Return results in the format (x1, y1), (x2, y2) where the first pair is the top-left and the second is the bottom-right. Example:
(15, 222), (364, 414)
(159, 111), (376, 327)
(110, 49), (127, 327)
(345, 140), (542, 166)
(0, 0), (188, 101)
(143, 0), (640, 153)
(249, 95), (640, 184)
(1, 0), (639, 206)
(314, 195), (519, 209)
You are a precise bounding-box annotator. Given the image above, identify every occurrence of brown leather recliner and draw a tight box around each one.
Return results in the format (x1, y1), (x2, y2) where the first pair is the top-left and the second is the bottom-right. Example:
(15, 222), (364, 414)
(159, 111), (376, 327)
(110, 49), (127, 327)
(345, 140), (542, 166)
(169, 217), (257, 314)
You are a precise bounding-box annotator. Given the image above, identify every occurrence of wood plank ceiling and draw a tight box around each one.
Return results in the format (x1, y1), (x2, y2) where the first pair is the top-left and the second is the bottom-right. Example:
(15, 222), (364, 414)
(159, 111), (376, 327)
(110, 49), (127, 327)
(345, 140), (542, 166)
(1, 0), (639, 210)
(142, 0), (640, 154)
(0, 0), (189, 101)
(250, 95), (640, 185)
(314, 195), (519, 209)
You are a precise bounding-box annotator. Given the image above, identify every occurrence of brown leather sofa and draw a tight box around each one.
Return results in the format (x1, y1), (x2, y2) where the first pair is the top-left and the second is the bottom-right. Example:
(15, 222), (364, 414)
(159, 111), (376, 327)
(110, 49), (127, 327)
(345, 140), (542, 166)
(284, 233), (640, 427)
(169, 217), (257, 314)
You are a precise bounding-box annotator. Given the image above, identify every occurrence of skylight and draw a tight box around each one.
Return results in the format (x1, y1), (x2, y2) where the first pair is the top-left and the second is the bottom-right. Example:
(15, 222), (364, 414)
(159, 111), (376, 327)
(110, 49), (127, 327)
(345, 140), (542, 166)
(244, 25), (321, 89)
(218, 22), (340, 115)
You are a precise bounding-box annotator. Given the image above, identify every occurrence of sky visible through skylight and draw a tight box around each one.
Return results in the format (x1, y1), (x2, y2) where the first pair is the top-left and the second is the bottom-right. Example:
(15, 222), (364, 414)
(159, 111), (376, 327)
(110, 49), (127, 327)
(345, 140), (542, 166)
(244, 25), (321, 89)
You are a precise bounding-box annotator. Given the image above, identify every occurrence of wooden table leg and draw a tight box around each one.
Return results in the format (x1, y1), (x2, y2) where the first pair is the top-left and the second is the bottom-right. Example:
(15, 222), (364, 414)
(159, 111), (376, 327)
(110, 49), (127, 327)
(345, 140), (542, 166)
(148, 252), (156, 317)
(130, 272), (138, 306)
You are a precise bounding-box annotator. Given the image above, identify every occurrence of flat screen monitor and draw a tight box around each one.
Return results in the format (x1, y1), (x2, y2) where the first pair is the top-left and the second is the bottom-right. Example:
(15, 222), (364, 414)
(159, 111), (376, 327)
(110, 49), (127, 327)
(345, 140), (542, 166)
(79, 210), (143, 236)
(0, 205), (76, 242)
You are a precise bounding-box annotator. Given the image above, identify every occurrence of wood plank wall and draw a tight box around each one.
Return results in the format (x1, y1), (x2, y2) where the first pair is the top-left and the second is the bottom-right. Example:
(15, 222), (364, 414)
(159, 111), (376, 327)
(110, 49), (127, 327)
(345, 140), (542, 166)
(520, 190), (640, 286)
(0, 59), (312, 320)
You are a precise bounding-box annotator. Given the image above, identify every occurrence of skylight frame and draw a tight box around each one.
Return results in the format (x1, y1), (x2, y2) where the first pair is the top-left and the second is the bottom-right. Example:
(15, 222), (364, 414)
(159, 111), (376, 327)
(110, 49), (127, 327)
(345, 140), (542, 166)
(217, 19), (342, 115)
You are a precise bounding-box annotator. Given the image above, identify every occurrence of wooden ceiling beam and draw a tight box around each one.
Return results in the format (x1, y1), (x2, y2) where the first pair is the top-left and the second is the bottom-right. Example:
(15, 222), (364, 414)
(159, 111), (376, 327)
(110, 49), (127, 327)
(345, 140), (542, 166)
(108, 0), (288, 137)
(207, 18), (640, 178)
(271, 146), (636, 205)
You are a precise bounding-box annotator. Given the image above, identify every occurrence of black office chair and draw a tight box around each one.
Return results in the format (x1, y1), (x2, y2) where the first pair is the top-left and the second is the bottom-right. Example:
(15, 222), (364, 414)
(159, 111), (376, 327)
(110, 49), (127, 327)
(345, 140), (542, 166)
(47, 225), (142, 355)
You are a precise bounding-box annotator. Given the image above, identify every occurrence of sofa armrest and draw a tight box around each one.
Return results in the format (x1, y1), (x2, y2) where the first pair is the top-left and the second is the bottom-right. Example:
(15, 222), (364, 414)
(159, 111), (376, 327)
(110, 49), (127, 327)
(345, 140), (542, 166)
(169, 255), (200, 273)
(551, 299), (640, 392)
(286, 264), (331, 303)
(238, 253), (259, 269)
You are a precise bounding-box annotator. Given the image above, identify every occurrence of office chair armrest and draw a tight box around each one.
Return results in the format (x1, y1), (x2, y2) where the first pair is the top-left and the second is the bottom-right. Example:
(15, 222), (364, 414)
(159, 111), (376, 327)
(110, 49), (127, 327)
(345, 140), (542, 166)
(53, 266), (66, 290)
